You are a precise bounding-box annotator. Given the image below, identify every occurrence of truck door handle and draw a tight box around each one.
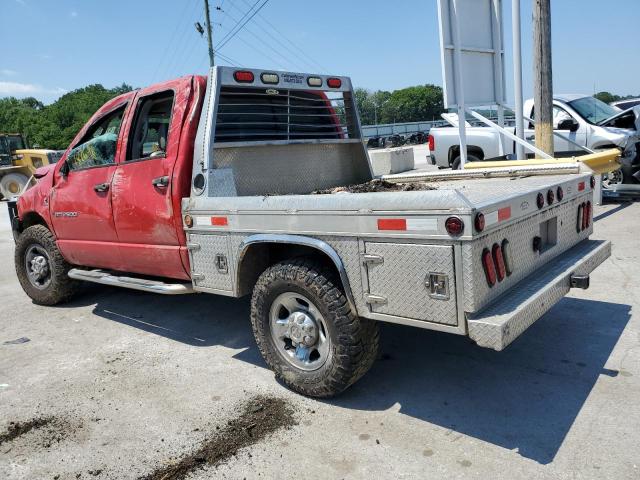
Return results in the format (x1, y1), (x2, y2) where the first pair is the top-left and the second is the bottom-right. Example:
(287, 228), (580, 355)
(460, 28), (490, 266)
(152, 176), (170, 188)
(94, 182), (109, 192)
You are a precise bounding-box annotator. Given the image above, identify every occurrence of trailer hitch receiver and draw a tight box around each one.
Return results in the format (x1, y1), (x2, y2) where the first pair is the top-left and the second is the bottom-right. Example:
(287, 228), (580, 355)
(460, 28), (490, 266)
(570, 274), (590, 289)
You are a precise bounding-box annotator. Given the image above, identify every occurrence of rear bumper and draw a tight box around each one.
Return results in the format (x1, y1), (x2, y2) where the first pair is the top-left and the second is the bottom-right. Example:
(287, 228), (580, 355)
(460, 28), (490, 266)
(467, 239), (611, 351)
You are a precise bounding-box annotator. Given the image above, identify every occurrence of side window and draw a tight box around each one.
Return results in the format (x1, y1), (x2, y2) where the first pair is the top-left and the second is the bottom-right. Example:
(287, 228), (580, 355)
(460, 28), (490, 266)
(66, 106), (125, 171)
(127, 91), (174, 161)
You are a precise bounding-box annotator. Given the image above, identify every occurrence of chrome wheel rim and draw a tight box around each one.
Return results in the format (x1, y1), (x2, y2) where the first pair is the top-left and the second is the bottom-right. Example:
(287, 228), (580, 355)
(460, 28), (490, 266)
(25, 244), (52, 290)
(269, 292), (330, 371)
(603, 170), (623, 189)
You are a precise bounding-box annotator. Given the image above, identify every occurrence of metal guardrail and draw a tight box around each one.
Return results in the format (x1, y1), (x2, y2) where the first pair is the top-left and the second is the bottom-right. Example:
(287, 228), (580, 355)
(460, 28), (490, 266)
(361, 117), (517, 139)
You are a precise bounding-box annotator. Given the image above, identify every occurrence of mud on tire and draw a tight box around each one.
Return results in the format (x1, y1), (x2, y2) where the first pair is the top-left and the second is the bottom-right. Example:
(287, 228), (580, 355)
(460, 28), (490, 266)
(250, 258), (379, 398)
(15, 225), (79, 305)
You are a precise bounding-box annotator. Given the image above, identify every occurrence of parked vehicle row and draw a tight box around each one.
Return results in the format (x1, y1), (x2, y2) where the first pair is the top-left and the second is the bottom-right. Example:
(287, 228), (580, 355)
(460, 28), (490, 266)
(428, 95), (640, 185)
(366, 131), (429, 149)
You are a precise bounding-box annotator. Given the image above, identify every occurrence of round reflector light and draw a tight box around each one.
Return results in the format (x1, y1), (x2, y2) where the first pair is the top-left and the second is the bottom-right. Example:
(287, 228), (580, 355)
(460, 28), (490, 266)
(547, 189), (555, 205)
(557, 186), (564, 201)
(537, 192), (545, 209)
(445, 216), (464, 236)
(184, 214), (193, 228)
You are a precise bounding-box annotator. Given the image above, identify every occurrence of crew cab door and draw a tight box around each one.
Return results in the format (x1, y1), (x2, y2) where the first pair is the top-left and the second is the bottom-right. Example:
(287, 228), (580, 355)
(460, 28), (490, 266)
(525, 104), (587, 154)
(111, 79), (191, 280)
(50, 103), (128, 268)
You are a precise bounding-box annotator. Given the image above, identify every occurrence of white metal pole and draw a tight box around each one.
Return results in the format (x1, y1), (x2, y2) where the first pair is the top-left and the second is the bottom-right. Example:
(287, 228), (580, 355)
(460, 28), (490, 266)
(512, 0), (525, 160)
(493, 0), (505, 157)
(451, 0), (467, 166)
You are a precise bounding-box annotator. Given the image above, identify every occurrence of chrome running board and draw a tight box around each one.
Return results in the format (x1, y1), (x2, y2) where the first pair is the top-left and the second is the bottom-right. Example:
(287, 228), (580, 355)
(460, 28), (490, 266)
(68, 269), (194, 295)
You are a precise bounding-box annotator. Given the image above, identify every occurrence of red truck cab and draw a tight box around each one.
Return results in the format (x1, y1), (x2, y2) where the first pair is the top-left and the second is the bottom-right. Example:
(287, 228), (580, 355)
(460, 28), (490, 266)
(14, 75), (207, 282)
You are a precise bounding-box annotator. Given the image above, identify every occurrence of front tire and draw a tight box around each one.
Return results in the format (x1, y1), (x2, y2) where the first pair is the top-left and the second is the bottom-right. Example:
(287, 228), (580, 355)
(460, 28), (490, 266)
(250, 258), (379, 398)
(15, 225), (79, 305)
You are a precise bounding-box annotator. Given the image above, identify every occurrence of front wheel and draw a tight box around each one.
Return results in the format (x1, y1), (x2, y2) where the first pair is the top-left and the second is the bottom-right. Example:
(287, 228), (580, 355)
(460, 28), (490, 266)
(250, 258), (379, 398)
(15, 225), (79, 305)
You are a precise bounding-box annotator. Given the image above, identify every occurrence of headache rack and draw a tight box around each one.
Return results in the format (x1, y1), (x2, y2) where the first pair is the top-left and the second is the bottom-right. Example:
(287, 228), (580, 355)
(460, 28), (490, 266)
(192, 67), (373, 197)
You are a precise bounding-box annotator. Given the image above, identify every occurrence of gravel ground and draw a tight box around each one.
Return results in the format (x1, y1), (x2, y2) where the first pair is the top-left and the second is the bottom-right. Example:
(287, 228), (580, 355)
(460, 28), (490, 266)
(0, 199), (638, 480)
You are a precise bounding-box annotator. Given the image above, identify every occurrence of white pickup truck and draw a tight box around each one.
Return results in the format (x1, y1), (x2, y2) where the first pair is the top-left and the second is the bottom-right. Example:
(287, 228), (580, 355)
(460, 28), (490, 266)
(10, 68), (611, 398)
(428, 94), (640, 180)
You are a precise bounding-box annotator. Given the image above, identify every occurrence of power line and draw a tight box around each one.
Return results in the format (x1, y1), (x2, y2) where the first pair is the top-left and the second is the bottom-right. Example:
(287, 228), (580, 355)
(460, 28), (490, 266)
(217, 6), (297, 71)
(216, 0), (270, 51)
(236, 0), (328, 73)
(151, 0), (197, 82)
(215, 0), (262, 48)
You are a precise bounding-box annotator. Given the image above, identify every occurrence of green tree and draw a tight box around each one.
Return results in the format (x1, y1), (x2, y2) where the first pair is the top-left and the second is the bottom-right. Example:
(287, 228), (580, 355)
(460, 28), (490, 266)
(0, 83), (134, 149)
(594, 91), (620, 104)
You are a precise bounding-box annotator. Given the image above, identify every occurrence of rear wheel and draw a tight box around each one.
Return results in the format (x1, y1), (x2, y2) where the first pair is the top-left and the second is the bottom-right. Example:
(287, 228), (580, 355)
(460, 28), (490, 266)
(0, 173), (29, 198)
(15, 225), (79, 305)
(250, 258), (379, 398)
(451, 153), (481, 170)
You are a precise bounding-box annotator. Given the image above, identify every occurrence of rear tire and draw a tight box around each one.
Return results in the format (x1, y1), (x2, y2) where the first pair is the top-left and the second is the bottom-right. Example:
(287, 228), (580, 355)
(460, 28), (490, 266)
(451, 153), (481, 170)
(250, 258), (379, 398)
(15, 225), (79, 305)
(0, 173), (29, 198)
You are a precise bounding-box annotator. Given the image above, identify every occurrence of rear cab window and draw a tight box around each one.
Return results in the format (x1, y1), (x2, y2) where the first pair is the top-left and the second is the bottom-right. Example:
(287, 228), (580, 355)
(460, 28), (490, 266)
(126, 91), (174, 161)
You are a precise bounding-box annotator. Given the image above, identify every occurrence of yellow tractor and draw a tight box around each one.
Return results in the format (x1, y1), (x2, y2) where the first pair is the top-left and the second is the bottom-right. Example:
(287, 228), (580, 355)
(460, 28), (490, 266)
(0, 133), (62, 199)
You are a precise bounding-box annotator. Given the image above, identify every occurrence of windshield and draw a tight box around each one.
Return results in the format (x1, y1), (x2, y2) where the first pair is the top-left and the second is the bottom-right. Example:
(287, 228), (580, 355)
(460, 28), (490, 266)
(568, 97), (620, 125)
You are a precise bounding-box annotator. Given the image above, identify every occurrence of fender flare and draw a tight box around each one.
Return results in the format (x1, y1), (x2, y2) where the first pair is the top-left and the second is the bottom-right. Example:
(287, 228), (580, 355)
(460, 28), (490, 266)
(237, 234), (358, 313)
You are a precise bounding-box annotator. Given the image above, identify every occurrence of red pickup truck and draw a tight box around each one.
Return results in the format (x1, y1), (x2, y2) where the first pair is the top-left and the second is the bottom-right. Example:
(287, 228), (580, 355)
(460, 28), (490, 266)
(8, 67), (610, 397)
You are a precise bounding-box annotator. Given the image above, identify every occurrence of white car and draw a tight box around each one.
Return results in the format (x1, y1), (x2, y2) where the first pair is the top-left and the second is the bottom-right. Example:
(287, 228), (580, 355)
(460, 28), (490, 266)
(428, 94), (640, 182)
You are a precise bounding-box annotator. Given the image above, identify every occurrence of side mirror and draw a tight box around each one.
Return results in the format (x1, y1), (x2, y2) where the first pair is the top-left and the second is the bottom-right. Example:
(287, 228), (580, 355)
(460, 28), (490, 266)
(558, 118), (579, 132)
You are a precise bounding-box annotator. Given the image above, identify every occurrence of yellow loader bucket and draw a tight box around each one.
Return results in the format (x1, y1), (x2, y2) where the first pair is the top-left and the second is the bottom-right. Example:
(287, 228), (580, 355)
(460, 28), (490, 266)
(464, 148), (621, 175)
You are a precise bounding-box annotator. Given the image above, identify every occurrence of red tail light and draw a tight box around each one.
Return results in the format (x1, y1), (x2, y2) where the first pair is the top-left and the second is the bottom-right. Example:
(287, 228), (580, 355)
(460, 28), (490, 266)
(234, 70), (254, 83)
(492, 243), (506, 282)
(585, 201), (592, 228)
(537, 192), (545, 209)
(482, 248), (497, 287)
(581, 202), (588, 231)
(445, 216), (464, 236)
(327, 78), (342, 88)
(474, 212), (485, 232)
(428, 134), (435, 151)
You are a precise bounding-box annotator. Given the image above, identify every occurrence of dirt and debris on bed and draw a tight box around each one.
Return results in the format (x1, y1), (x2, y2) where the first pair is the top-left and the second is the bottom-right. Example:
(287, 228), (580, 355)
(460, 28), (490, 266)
(312, 178), (437, 194)
(0, 416), (73, 449)
(139, 395), (297, 480)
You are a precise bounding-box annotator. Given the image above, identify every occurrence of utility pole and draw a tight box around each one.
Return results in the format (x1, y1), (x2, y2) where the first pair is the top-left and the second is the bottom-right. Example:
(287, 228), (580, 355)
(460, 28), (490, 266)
(533, 0), (553, 157)
(204, 0), (215, 67)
